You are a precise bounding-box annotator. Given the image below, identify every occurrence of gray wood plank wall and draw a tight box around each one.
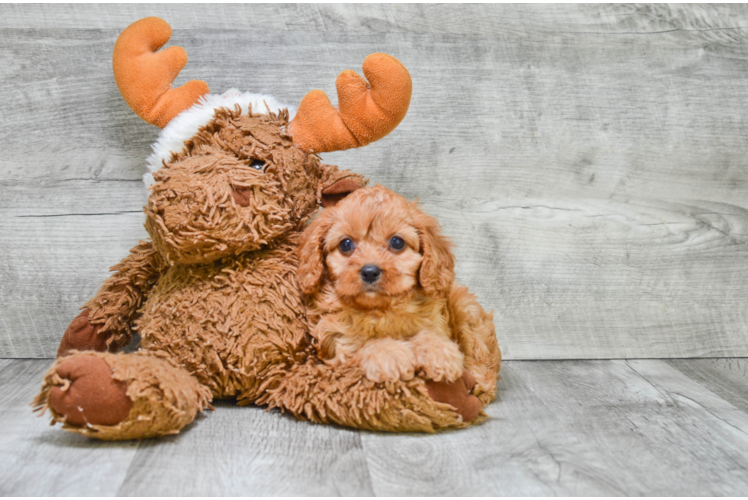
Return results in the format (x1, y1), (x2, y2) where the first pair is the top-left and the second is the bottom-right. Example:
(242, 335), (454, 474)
(1, 4), (747, 358)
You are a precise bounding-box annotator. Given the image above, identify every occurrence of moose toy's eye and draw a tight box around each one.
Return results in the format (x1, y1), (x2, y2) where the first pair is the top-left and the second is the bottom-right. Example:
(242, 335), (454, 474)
(339, 238), (354, 254)
(389, 236), (405, 251)
(249, 159), (265, 171)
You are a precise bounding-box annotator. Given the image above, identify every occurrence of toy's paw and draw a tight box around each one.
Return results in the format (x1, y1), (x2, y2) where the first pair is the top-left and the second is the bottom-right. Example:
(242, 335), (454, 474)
(411, 331), (465, 383)
(355, 338), (417, 383)
(425, 370), (482, 422)
(48, 355), (132, 427)
(57, 310), (111, 358)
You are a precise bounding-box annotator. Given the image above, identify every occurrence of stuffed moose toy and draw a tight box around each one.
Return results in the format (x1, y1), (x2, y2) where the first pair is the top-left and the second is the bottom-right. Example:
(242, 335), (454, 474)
(33, 17), (501, 440)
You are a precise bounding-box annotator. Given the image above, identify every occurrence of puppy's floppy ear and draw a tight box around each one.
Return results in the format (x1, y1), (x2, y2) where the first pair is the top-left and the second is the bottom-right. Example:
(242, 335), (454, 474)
(414, 206), (455, 297)
(297, 211), (334, 295)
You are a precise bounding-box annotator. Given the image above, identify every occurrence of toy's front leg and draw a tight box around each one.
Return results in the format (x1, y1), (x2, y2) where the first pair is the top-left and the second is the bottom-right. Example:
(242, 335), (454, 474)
(57, 240), (166, 357)
(254, 359), (477, 433)
(33, 352), (212, 440)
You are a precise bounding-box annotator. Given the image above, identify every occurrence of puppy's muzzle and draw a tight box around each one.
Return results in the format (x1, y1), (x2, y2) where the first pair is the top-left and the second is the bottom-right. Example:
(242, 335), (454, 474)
(360, 264), (382, 284)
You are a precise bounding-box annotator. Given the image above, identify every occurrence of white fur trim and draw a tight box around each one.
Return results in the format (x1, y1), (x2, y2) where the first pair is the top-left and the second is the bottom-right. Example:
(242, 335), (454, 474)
(144, 89), (296, 187)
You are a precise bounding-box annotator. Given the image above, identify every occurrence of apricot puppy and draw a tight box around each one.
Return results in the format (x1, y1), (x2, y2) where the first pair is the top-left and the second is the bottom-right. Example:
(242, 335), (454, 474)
(298, 185), (472, 384)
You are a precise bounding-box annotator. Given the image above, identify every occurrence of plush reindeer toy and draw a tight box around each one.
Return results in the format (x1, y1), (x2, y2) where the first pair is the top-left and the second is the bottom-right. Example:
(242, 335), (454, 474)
(33, 17), (497, 439)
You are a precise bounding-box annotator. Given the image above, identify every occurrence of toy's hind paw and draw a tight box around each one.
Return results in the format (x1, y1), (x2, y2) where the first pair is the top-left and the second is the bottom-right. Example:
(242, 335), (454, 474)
(47, 355), (132, 427)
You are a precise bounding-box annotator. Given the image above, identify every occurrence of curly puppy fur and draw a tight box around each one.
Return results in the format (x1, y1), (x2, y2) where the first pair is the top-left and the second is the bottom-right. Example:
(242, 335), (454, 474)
(298, 186), (502, 399)
(34, 107), (494, 439)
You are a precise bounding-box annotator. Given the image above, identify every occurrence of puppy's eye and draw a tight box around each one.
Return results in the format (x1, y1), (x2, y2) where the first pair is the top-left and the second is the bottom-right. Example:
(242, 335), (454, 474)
(389, 236), (405, 251)
(249, 159), (265, 171)
(339, 238), (354, 254)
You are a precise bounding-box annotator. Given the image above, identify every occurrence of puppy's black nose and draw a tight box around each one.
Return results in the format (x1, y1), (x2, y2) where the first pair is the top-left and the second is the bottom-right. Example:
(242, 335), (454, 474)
(360, 264), (382, 284)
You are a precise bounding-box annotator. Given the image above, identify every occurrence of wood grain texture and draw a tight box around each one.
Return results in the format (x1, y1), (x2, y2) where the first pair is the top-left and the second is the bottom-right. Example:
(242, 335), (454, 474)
(361, 359), (748, 496)
(1, 4), (747, 358)
(1, 4), (746, 37)
(4, 359), (748, 496)
(117, 402), (373, 496)
(668, 358), (748, 413)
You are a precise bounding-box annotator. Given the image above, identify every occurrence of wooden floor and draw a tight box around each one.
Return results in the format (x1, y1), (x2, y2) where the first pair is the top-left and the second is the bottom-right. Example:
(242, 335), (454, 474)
(2, 358), (747, 496)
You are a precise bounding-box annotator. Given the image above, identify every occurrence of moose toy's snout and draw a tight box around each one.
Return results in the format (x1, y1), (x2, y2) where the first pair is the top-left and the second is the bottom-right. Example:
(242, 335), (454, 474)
(231, 186), (252, 207)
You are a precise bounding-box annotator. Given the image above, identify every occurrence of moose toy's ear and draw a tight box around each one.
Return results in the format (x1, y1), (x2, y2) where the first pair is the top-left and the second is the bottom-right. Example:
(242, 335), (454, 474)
(321, 178), (363, 208)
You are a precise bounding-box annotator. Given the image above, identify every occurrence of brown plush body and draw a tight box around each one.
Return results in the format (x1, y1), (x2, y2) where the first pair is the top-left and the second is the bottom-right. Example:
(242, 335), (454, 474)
(34, 110), (489, 438)
(33, 17), (500, 439)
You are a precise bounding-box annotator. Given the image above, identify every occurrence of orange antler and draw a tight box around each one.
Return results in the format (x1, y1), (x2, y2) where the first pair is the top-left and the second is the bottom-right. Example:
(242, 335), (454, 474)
(288, 53), (412, 153)
(113, 17), (209, 128)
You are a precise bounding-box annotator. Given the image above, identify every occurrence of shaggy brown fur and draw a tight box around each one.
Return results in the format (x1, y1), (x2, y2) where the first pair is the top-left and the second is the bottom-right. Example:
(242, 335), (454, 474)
(298, 186), (501, 397)
(34, 107), (495, 439)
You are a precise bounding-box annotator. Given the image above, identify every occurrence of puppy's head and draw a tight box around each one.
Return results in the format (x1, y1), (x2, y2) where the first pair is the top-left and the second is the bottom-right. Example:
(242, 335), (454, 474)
(298, 185), (455, 308)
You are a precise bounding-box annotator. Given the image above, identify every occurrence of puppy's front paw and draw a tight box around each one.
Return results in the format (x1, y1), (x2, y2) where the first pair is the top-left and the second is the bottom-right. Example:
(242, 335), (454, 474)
(355, 338), (417, 383)
(411, 331), (464, 383)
